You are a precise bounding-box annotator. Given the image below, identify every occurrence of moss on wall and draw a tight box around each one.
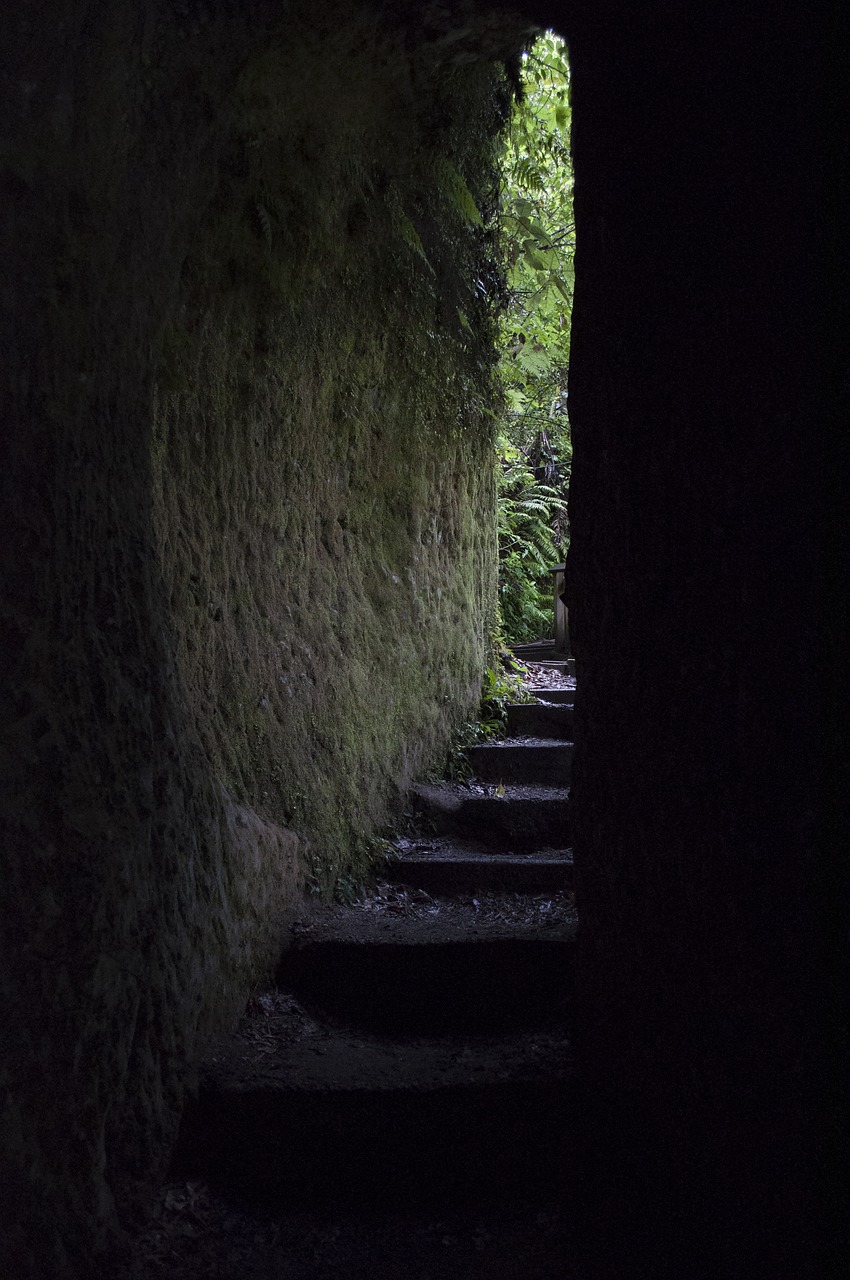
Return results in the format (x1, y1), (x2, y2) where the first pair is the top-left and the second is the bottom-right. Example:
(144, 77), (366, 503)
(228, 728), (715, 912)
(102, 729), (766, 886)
(0, 2), (524, 1274)
(152, 13), (508, 892)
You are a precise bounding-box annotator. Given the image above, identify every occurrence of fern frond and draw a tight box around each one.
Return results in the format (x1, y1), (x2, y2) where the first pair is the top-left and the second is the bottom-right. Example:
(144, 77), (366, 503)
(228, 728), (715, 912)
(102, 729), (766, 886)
(254, 201), (273, 250)
(430, 156), (483, 227)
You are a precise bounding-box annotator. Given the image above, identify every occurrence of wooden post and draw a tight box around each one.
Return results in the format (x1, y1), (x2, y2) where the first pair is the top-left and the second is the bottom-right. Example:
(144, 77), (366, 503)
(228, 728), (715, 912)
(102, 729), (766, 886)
(551, 563), (569, 654)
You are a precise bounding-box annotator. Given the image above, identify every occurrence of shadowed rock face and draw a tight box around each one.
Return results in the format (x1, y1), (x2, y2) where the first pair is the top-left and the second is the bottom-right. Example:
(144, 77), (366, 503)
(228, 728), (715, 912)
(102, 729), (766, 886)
(0, 4), (516, 1272)
(0, 2), (833, 1277)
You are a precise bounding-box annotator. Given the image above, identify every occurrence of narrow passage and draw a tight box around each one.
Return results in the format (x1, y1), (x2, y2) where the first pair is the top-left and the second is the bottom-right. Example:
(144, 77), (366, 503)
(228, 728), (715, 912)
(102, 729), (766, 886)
(125, 653), (577, 1280)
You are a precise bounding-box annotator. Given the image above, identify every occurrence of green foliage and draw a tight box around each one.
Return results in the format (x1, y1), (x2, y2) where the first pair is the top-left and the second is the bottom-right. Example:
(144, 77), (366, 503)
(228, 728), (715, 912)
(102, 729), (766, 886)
(496, 32), (573, 643)
(480, 656), (534, 726)
(497, 435), (566, 642)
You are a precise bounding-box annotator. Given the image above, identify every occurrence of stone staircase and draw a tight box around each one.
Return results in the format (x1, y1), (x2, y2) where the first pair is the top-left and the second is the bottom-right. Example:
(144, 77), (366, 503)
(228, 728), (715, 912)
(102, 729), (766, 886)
(404, 693), (574, 864)
(170, 681), (576, 1271)
(511, 640), (575, 677)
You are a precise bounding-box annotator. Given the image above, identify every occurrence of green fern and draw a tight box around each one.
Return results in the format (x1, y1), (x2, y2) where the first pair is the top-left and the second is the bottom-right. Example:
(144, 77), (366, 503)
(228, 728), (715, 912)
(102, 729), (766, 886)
(430, 155), (483, 226)
(495, 31), (573, 646)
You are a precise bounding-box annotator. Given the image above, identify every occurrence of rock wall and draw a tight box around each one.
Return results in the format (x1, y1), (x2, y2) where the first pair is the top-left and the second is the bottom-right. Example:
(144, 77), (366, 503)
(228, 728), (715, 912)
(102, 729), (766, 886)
(0, 3), (517, 1273)
(151, 21), (507, 891)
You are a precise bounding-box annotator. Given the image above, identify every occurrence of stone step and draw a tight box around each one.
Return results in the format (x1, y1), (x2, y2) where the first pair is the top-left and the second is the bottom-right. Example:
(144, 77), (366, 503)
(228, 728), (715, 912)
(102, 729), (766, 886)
(467, 739), (572, 786)
(277, 913), (576, 1036)
(511, 641), (560, 656)
(389, 838), (574, 894)
(506, 701), (574, 739)
(533, 687), (576, 704)
(517, 663), (573, 681)
(411, 782), (569, 851)
(175, 1004), (574, 1205)
(511, 645), (575, 678)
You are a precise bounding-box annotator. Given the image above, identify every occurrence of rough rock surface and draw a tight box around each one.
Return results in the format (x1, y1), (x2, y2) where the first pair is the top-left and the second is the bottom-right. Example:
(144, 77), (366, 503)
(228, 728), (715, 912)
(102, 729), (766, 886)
(0, 5), (518, 1272)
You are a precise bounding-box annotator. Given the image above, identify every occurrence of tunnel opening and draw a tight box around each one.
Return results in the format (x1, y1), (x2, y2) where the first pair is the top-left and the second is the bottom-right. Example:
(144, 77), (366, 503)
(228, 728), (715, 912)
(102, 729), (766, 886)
(496, 30), (574, 651)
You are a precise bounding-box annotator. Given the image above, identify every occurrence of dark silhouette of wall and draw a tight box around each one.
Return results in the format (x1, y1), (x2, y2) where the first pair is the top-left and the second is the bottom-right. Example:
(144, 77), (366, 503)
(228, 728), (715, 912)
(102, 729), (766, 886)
(0, 2), (838, 1277)
(559, 5), (837, 1276)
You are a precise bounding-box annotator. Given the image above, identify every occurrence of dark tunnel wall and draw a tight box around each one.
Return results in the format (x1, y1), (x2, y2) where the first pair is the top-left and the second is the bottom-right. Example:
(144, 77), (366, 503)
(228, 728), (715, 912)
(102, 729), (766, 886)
(560, 5), (834, 1276)
(0, 3), (527, 1273)
(1, 1), (837, 1276)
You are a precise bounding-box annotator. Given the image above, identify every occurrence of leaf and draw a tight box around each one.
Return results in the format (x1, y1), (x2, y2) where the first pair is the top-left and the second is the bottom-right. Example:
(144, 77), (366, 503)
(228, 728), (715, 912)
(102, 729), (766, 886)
(515, 498), (556, 514)
(396, 214), (430, 265)
(495, 782), (506, 797)
(518, 347), (550, 375)
(432, 156), (483, 226)
(547, 273), (570, 303)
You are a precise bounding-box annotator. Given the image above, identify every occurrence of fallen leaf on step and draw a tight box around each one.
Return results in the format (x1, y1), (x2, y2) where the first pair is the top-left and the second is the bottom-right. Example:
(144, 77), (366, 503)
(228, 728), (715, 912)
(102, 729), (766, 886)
(495, 782), (505, 797)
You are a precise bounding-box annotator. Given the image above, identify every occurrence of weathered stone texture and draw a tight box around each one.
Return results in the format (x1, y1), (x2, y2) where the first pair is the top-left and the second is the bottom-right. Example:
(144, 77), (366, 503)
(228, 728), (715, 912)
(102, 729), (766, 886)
(0, 3), (508, 1273)
(150, 17), (504, 882)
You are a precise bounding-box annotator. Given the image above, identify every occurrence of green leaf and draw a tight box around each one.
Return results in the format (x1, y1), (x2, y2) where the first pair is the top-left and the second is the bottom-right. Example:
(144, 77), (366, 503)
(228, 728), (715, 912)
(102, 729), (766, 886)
(397, 214), (430, 264)
(432, 156), (483, 226)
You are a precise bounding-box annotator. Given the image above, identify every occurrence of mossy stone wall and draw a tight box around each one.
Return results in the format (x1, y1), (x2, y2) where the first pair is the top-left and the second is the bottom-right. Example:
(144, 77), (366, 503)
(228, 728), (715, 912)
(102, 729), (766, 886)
(0, 4), (518, 1273)
(152, 17), (508, 891)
